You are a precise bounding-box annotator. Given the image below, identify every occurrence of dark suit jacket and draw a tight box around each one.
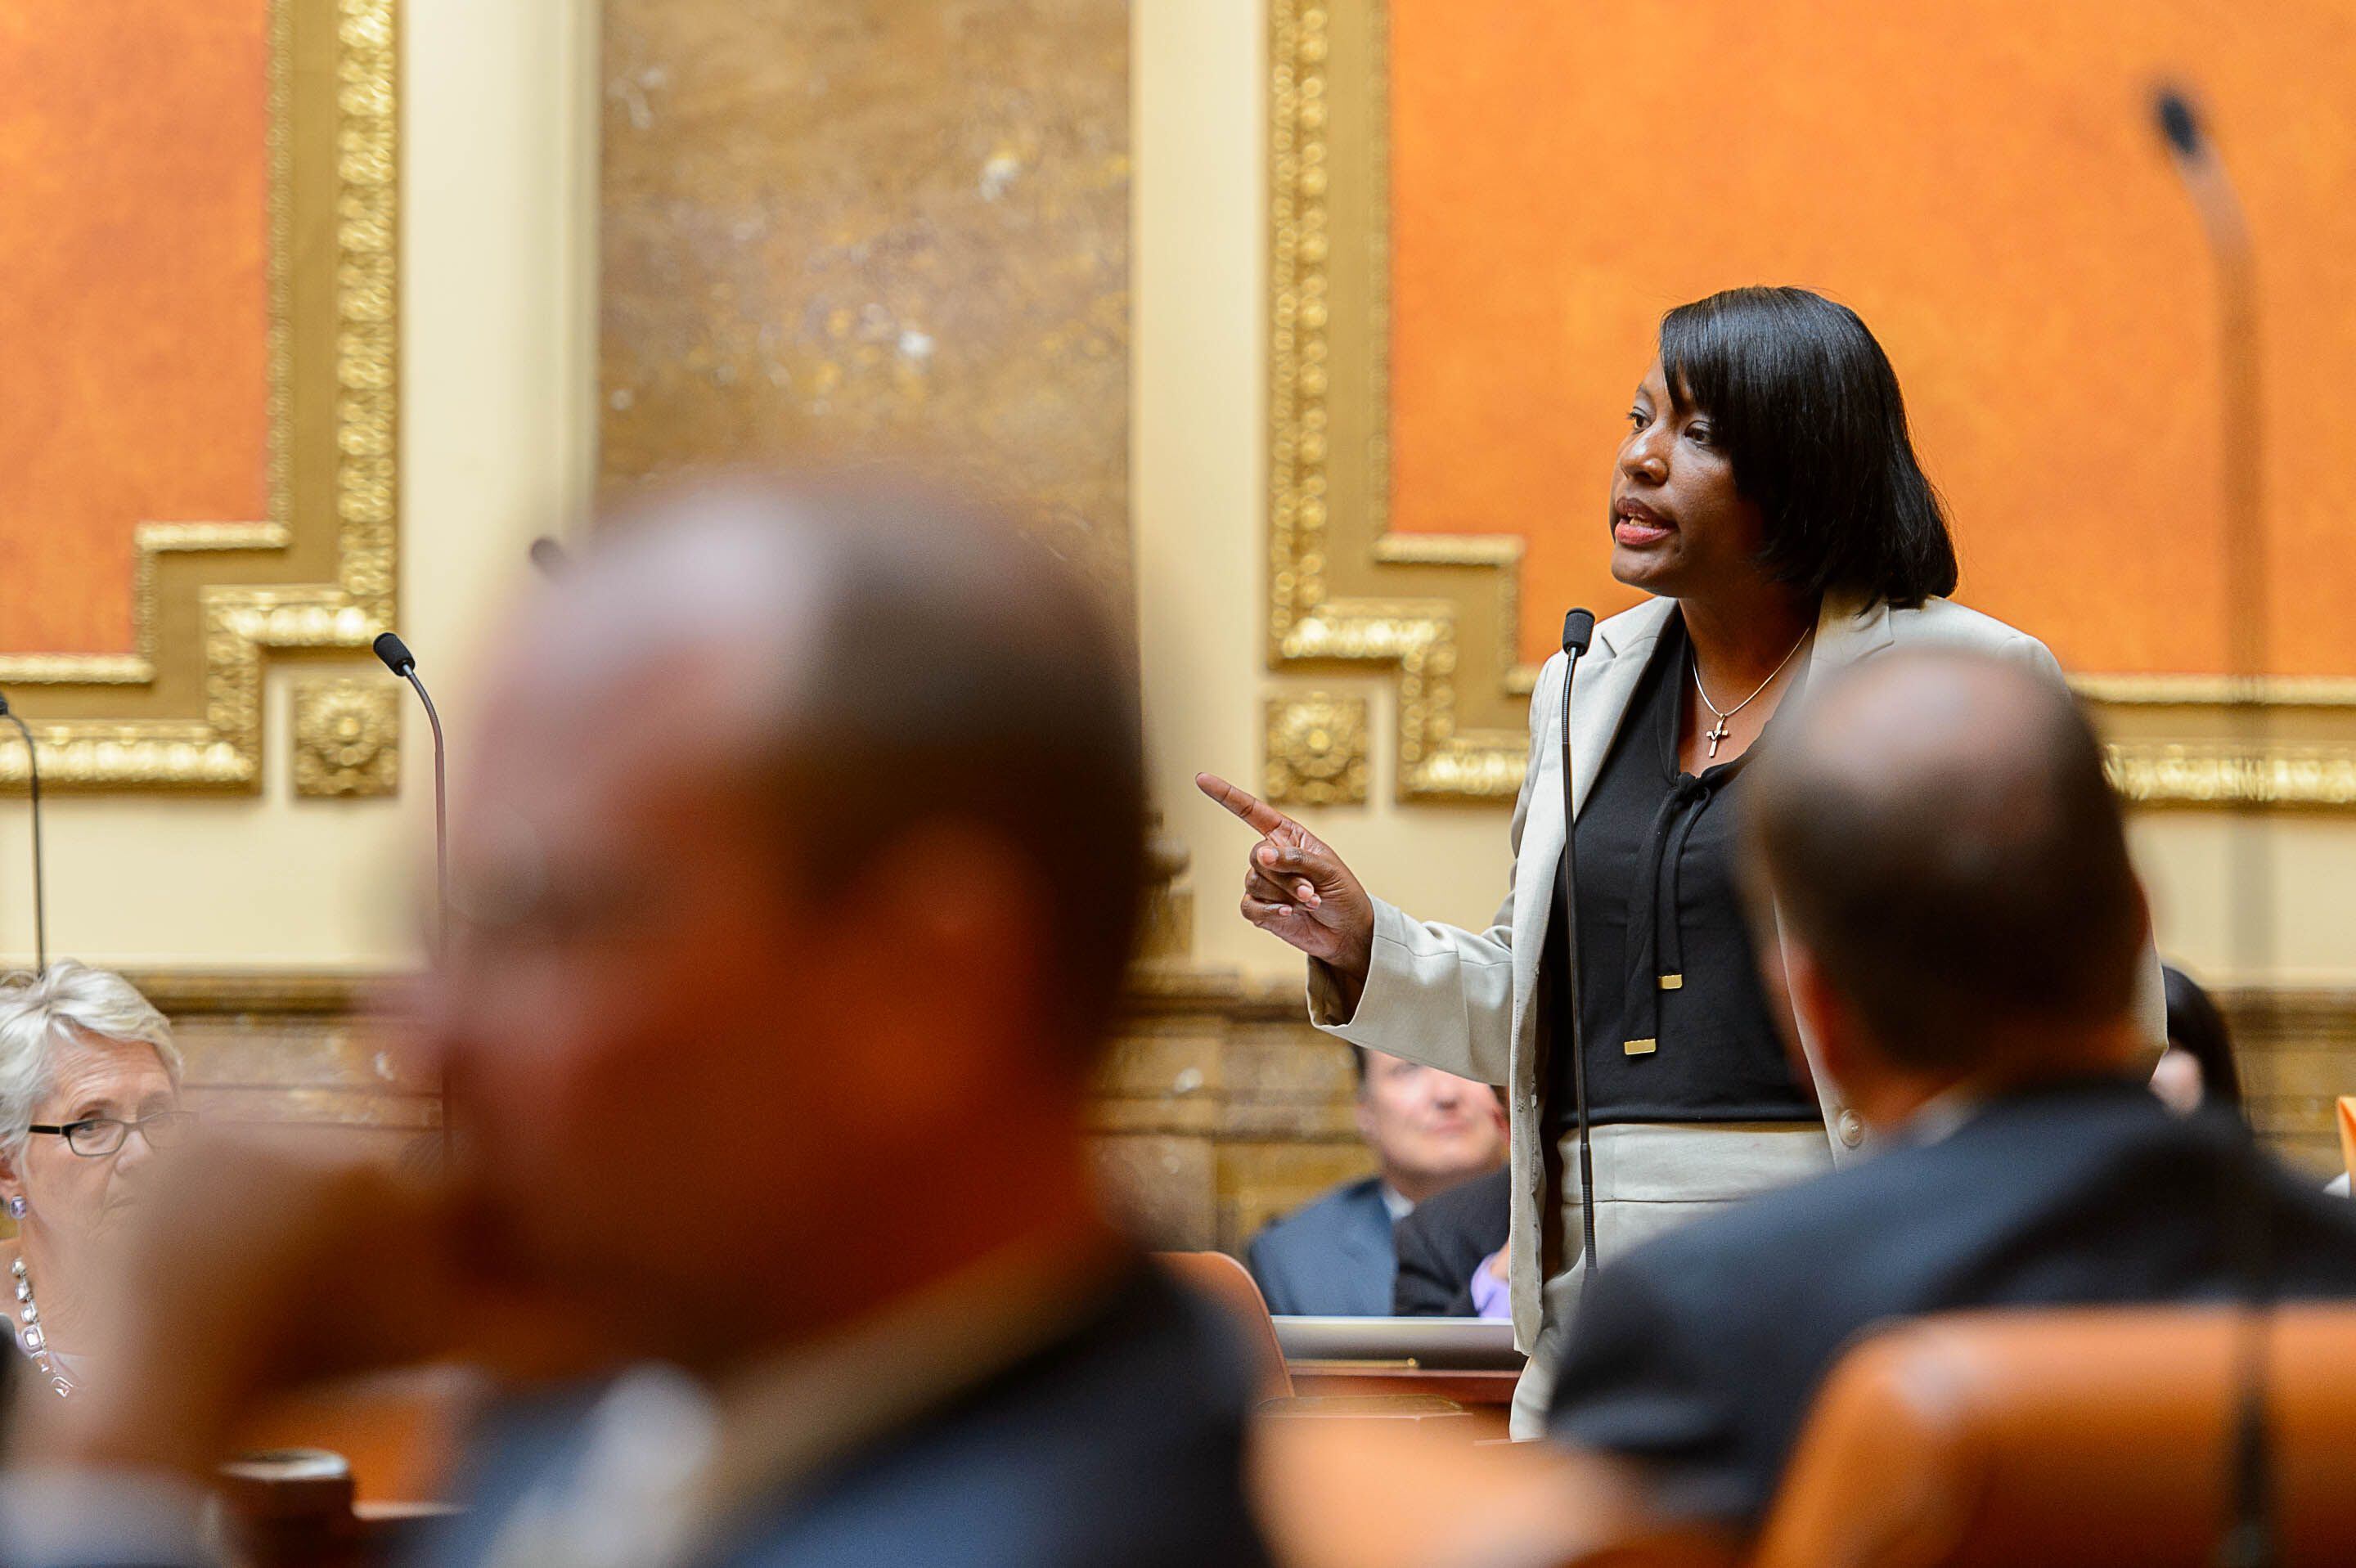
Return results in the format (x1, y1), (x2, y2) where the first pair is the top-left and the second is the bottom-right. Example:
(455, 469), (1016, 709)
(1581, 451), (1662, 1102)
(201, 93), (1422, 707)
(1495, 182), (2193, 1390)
(416, 1263), (1270, 1568)
(1392, 1167), (1510, 1316)
(1246, 1175), (1395, 1316)
(1547, 1078), (2356, 1527)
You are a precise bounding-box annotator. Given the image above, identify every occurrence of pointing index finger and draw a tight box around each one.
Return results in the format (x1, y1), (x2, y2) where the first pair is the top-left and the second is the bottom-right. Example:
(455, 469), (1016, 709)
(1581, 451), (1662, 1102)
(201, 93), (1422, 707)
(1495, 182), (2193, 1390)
(1196, 771), (1291, 837)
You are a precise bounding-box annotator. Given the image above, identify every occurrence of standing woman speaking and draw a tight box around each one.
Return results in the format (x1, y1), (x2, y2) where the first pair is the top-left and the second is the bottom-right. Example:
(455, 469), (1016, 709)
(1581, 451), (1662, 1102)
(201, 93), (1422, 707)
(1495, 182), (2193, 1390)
(1200, 286), (2162, 1433)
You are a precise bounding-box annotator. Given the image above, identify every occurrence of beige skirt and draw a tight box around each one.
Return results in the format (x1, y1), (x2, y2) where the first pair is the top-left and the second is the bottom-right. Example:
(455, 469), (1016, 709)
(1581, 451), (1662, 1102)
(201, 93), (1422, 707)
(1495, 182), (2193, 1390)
(1509, 1120), (1834, 1437)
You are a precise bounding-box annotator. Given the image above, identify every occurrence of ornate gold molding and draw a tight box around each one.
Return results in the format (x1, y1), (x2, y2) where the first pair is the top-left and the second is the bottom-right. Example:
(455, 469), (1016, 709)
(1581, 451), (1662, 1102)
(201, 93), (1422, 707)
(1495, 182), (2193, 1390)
(1264, 0), (2356, 807)
(1264, 692), (1370, 806)
(113, 968), (395, 1016)
(2105, 741), (2356, 807)
(0, 525), (294, 686)
(0, 0), (398, 791)
(292, 675), (400, 796)
(331, 0), (398, 622)
(1266, 0), (1541, 802)
(2075, 674), (2356, 708)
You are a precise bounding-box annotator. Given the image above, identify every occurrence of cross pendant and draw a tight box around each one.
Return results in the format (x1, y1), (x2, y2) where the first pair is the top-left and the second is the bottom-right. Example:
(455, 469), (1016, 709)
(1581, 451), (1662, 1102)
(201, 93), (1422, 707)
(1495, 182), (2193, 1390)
(1704, 719), (1729, 758)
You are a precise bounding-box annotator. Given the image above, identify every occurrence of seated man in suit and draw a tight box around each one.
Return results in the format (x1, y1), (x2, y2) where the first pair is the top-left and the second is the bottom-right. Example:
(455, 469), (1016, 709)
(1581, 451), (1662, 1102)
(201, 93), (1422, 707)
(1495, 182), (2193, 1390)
(1, 478), (1270, 1568)
(1546, 649), (2356, 1531)
(1248, 1048), (1504, 1315)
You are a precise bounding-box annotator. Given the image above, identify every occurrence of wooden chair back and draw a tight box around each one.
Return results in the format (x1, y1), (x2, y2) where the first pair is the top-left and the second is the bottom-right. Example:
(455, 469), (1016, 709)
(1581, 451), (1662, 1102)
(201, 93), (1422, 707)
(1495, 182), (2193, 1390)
(1154, 1249), (1297, 1401)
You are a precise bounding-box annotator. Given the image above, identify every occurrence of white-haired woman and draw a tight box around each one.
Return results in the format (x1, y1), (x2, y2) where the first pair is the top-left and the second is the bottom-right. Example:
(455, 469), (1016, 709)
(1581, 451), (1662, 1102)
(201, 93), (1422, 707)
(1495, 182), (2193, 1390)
(0, 961), (191, 1399)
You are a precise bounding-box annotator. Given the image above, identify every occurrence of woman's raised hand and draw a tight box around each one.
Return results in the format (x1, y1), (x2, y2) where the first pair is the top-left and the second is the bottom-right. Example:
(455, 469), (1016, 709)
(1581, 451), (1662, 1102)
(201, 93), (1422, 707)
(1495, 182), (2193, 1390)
(1195, 771), (1374, 989)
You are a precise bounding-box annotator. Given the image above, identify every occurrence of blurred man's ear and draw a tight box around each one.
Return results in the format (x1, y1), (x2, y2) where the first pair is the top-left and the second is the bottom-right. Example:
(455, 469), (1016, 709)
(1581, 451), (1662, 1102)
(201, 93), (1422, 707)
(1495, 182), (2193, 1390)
(1782, 937), (1865, 1107)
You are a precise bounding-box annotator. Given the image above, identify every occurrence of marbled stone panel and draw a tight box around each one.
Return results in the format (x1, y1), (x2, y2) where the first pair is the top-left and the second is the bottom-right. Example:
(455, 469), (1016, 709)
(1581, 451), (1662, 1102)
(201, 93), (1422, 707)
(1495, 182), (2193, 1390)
(600, 0), (1131, 609)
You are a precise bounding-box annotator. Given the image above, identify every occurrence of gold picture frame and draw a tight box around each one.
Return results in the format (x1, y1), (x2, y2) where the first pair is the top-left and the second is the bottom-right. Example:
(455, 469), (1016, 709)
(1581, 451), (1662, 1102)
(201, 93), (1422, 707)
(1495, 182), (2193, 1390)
(1264, 0), (2356, 807)
(0, 0), (397, 791)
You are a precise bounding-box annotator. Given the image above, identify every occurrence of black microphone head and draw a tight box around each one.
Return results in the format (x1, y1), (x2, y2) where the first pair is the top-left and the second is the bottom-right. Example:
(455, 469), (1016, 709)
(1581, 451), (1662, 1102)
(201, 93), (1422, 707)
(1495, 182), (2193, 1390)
(1562, 609), (1596, 657)
(372, 631), (416, 676)
(528, 536), (569, 578)
(2155, 87), (2201, 159)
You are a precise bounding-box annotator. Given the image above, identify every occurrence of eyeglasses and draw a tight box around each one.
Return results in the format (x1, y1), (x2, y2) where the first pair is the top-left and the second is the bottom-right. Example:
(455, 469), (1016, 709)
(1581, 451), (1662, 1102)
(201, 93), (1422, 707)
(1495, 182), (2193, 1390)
(24, 1110), (197, 1158)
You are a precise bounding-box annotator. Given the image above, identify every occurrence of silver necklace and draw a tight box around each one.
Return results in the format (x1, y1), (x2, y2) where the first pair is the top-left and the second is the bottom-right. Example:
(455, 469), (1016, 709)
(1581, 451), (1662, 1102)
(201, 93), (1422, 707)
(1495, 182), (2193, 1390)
(12, 1256), (75, 1398)
(1692, 631), (1810, 759)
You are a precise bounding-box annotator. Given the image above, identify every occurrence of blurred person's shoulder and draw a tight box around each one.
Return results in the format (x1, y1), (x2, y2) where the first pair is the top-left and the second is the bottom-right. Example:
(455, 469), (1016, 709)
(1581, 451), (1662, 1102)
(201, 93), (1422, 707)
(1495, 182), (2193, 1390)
(1590, 1081), (2356, 1315)
(731, 1261), (1272, 1568)
(1576, 1085), (2148, 1306)
(423, 1267), (1274, 1568)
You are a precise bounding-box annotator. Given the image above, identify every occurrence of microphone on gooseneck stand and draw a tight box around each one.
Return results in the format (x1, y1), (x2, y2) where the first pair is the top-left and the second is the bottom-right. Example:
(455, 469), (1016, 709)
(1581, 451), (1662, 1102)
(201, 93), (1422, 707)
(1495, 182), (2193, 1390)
(2156, 84), (2277, 1568)
(375, 631), (453, 1166)
(374, 632), (449, 964)
(1558, 609), (1599, 1274)
(0, 690), (47, 975)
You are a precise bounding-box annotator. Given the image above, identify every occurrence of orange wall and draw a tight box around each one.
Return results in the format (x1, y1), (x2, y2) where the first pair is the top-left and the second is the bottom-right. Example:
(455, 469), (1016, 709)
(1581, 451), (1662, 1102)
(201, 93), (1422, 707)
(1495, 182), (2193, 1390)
(1389, 0), (2356, 678)
(0, 0), (272, 656)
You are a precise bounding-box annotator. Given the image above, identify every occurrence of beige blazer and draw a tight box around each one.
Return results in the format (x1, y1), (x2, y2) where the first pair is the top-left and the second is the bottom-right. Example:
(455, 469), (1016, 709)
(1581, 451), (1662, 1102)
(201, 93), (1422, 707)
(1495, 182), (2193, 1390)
(1306, 591), (2168, 1346)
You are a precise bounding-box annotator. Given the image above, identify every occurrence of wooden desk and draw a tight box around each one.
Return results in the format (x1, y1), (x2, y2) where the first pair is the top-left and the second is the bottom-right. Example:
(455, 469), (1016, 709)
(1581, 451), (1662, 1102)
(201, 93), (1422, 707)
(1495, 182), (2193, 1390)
(1285, 1360), (1521, 1440)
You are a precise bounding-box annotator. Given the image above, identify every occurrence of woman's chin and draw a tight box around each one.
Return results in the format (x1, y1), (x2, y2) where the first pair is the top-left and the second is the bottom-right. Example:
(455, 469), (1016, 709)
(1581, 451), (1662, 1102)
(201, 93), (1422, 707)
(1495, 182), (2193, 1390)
(1608, 546), (1681, 595)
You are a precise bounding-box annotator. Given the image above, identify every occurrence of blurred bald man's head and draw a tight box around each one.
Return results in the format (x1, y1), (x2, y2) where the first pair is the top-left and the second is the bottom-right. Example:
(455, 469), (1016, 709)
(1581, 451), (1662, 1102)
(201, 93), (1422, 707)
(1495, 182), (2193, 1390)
(418, 474), (1144, 1363)
(1742, 650), (2147, 1089)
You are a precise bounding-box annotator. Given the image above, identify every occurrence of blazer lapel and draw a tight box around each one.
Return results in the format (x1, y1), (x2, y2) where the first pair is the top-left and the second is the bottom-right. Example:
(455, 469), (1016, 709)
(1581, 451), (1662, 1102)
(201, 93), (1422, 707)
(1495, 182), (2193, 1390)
(1571, 604), (1669, 813)
(1509, 597), (1672, 1025)
(1808, 588), (1894, 679)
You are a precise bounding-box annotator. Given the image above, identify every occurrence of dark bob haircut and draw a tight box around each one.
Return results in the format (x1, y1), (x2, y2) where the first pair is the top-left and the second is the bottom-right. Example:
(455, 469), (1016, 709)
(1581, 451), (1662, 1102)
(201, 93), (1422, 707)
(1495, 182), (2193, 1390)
(1660, 286), (1958, 608)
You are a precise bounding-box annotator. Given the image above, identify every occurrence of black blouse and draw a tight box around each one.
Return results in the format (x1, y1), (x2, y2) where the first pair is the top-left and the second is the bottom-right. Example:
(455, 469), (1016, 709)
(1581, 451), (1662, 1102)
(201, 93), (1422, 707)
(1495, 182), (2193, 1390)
(1543, 612), (1817, 1132)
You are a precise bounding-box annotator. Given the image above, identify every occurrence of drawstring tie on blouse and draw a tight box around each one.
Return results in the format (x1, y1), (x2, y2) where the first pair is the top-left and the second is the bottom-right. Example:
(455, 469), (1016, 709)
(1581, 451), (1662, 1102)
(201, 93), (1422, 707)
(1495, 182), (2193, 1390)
(1619, 771), (1720, 1056)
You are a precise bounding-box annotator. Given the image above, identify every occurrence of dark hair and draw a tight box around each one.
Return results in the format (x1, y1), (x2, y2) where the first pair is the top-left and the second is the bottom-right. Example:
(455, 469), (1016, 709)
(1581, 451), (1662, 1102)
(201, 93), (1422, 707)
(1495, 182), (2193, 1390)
(1745, 654), (2146, 1072)
(1660, 287), (1958, 608)
(2161, 964), (2243, 1110)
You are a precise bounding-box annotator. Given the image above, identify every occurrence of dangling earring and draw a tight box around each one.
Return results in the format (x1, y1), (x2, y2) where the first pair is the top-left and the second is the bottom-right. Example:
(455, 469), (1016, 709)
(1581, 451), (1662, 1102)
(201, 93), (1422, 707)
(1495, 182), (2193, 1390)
(4, 1195), (24, 1219)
